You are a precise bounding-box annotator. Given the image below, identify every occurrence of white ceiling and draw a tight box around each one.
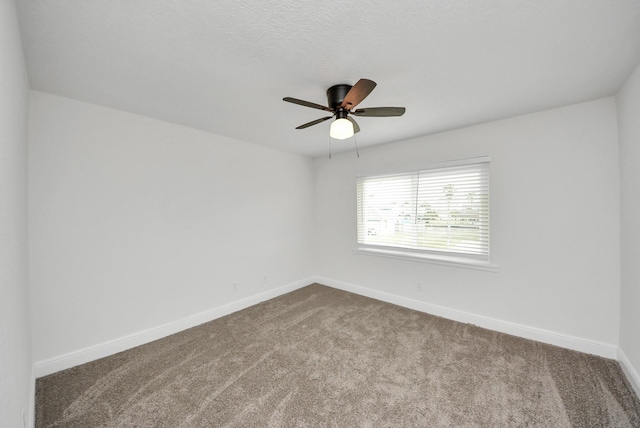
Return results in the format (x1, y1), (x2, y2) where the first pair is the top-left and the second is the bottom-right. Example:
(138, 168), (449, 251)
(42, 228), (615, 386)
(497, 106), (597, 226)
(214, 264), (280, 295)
(17, 0), (640, 158)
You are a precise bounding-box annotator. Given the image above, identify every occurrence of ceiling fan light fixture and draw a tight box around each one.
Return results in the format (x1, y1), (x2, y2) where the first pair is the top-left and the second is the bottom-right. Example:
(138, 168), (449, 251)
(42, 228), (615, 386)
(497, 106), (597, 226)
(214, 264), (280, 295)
(283, 78), (405, 141)
(330, 118), (354, 140)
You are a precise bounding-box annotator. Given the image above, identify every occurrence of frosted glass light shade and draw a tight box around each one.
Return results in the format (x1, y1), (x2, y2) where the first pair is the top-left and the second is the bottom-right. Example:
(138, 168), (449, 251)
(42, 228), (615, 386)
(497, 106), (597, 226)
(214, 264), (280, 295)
(330, 118), (354, 140)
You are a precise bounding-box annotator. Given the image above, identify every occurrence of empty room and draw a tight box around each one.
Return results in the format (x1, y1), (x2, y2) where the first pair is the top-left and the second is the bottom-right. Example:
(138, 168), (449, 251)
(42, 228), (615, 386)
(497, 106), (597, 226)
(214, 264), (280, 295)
(2, 0), (640, 426)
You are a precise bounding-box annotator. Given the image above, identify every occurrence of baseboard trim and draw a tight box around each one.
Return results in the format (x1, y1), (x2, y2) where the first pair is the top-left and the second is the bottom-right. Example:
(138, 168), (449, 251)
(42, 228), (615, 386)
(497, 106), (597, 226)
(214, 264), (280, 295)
(618, 348), (640, 398)
(34, 278), (314, 377)
(29, 365), (36, 428)
(314, 276), (618, 359)
(34, 276), (622, 377)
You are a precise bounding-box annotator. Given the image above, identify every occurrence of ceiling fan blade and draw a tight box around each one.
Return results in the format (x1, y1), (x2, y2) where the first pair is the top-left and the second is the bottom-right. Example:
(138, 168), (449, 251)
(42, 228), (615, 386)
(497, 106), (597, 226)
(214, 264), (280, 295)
(283, 97), (333, 112)
(347, 116), (361, 134)
(352, 107), (406, 117)
(341, 79), (377, 109)
(295, 116), (333, 129)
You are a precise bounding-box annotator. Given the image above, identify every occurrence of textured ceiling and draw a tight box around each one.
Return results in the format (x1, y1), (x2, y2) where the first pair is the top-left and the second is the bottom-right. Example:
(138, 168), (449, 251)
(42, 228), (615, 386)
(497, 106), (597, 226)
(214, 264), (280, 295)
(17, 0), (640, 157)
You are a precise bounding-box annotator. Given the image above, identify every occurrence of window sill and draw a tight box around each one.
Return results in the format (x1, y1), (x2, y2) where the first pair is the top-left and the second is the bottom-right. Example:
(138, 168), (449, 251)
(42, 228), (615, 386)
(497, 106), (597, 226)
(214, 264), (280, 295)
(353, 247), (499, 272)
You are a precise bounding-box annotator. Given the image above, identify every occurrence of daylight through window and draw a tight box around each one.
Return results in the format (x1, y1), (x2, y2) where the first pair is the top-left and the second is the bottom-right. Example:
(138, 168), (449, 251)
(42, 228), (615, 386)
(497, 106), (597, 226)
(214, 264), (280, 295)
(357, 158), (490, 263)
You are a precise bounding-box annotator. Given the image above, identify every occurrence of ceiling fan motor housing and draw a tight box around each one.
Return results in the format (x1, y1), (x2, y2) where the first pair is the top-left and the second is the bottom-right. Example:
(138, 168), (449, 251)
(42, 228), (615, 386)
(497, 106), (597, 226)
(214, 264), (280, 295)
(327, 84), (353, 109)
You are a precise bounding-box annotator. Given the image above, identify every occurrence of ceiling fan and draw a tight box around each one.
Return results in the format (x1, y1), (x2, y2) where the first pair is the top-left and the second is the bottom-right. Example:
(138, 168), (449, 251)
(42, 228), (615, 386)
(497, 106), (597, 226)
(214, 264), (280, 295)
(283, 78), (406, 140)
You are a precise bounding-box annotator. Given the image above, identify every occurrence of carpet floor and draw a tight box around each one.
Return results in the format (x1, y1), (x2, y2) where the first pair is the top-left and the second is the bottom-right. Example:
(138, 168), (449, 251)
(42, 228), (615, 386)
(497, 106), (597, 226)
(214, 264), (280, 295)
(36, 284), (640, 427)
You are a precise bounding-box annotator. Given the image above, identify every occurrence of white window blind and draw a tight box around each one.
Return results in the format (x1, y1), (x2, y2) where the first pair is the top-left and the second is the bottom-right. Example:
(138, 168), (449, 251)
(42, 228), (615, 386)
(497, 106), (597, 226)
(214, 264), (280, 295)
(357, 159), (490, 261)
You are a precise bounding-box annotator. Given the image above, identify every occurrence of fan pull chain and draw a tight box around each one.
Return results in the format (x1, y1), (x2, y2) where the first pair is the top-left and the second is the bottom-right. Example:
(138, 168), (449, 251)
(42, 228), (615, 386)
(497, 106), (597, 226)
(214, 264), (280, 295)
(353, 134), (360, 158)
(328, 134), (332, 159)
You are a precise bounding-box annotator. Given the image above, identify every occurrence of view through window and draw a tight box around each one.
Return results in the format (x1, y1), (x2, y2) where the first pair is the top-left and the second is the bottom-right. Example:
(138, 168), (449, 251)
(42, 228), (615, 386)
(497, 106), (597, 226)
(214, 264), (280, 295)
(357, 158), (490, 262)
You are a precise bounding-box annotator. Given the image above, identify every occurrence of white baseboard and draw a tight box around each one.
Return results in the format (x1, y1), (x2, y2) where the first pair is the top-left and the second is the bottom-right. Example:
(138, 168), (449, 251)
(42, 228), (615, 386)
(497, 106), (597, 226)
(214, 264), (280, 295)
(29, 366), (35, 428)
(314, 276), (618, 360)
(618, 348), (640, 398)
(34, 278), (314, 377)
(34, 276), (623, 379)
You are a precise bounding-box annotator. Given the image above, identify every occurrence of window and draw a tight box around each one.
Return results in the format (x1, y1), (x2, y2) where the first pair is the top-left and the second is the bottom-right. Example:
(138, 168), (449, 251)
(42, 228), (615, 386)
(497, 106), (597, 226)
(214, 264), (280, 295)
(356, 157), (491, 267)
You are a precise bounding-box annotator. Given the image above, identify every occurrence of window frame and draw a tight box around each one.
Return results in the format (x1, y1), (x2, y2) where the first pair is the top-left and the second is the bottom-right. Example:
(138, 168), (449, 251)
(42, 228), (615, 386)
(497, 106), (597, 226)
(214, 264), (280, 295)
(355, 156), (498, 272)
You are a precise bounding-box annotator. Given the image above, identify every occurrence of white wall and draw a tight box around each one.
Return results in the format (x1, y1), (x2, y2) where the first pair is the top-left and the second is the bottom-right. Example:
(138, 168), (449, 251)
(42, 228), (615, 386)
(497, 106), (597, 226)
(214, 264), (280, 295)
(617, 63), (640, 394)
(314, 98), (621, 353)
(0, 0), (33, 426)
(29, 92), (314, 367)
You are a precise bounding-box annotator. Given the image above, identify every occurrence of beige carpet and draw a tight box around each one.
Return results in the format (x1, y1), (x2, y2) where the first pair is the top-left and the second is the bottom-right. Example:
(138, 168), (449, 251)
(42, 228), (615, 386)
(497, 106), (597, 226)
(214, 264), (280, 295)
(36, 284), (640, 427)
